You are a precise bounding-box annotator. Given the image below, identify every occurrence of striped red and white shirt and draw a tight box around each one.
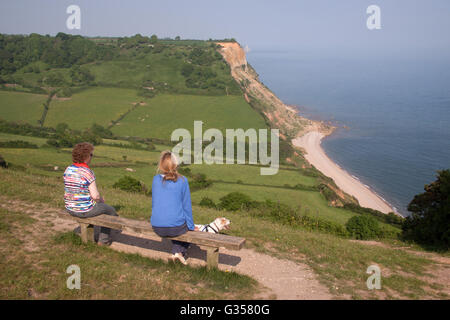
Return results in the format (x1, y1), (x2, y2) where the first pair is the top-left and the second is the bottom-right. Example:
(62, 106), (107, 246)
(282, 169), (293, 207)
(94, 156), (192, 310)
(63, 163), (96, 213)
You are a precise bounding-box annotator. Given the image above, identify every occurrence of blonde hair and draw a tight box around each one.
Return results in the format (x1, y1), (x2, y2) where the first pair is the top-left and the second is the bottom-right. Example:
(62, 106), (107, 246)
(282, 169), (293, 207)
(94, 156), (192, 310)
(157, 151), (180, 182)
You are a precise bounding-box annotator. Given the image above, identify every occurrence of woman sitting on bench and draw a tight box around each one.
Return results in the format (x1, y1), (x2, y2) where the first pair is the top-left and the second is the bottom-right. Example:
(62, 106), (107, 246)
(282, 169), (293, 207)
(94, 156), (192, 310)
(151, 151), (195, 265)
(63, 142), (118, 246)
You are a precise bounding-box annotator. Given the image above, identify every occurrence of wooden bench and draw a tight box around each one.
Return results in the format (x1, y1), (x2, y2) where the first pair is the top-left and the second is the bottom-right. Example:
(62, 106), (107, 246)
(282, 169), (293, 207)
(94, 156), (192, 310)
(61, 213), (245, 269)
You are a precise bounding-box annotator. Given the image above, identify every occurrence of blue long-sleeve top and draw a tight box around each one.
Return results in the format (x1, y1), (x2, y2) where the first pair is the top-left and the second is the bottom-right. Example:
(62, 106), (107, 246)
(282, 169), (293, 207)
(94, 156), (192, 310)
(150, 174), (194, 230)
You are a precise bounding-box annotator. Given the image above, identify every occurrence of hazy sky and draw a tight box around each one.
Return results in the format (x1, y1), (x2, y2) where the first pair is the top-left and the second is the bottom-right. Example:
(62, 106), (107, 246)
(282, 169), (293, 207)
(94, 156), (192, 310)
(1, 0), (449, 57)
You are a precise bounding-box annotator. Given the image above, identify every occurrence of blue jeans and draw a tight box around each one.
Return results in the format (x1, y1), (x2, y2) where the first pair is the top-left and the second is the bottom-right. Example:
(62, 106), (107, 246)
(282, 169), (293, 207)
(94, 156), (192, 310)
(152, 223), (190, 255)
(67, 203), (118, 244)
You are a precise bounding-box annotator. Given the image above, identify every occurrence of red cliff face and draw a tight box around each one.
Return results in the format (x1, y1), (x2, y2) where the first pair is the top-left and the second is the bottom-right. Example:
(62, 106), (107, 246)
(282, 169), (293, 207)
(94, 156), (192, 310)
(215, 42), (247, 69)
(215, 42), (350, 207)
(216, 42), (326, 139)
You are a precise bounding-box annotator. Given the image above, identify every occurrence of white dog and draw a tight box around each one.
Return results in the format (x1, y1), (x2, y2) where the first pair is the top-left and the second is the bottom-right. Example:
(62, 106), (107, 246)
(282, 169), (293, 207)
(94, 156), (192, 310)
(195, 217), (231, 234)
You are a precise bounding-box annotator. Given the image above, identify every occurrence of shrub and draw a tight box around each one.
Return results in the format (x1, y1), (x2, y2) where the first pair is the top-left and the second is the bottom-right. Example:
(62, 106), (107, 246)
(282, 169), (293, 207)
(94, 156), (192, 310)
(181, 64), (194, 77)
(346, 215), (381, 240)
(248, 199), (349, 237)
(174, 168), (212, 191)
(0, 140), (38, 148)
(318, 183), (340, 203)
(206, 192), (350, 237)
(184, 66), (217, 89)
(293, 183), (318, 191)
(56, 86), (72, 98)
(342, 203), (403, 227)
(70, 65), (95, 85)
(0, 154), (7, 168)
(218, 192), (257, 211)
(0, 118), (56, 138)
(45, 127), (102, 148)
(90, 123), (114, 139)
(199, 197), (216, 209)
(188, 47), (215, 66)
(300, 168), (321, 177)
(178, 167), (192, 177)
(113, 176), (149, 195)
(189, 173), (213, 191)
(44, 71), (65, 86)
(137, 87), (156, 98)
(104, 141), (154, 152)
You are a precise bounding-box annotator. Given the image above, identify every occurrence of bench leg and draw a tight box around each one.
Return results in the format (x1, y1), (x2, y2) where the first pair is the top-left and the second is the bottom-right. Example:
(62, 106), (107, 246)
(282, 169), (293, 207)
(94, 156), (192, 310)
(80, 223), (94, 243)
(206, 247), (219, 270)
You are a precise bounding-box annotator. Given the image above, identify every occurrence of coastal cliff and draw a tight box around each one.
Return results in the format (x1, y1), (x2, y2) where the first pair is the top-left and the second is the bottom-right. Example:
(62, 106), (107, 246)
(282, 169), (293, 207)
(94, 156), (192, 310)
(215, 42), (333, 140)
(215, 42), (397, 213)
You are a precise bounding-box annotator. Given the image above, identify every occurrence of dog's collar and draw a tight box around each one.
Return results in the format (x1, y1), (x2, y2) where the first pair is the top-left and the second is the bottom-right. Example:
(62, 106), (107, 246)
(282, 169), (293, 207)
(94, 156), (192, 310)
(211, 221), (220, 233)
(204, 222), (219, 233)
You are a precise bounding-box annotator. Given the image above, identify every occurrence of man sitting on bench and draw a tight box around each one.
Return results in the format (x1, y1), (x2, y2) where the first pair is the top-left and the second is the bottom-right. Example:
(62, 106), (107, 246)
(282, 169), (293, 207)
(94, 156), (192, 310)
(63, 142), (118, 246)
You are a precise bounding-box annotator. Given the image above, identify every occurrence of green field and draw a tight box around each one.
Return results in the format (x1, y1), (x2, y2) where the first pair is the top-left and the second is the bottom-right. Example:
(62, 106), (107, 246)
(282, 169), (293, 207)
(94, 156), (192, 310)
(190, 182), (356, 225)
(44, 87), (147, 130)
(0, 91), (47, 124)
(188, 163), (318, 187)
(0, 141), (362, 226)
(0, 88), (267, 141)
(111, 94), (268, 140)
(0, 133), (48, 146)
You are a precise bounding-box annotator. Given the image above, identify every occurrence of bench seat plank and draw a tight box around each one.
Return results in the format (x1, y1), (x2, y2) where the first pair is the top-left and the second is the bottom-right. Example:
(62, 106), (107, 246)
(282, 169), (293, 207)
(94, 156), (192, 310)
(61, 212), (245, 251)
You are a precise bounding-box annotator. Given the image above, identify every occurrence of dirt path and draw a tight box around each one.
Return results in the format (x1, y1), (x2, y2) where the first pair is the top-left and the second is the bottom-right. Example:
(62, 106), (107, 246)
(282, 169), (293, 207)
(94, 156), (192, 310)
(0, 197), (333, 300)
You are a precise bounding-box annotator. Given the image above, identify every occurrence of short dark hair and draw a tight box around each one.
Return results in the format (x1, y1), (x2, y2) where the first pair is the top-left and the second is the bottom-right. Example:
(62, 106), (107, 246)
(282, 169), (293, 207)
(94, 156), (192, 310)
(72, 142), (94, 163)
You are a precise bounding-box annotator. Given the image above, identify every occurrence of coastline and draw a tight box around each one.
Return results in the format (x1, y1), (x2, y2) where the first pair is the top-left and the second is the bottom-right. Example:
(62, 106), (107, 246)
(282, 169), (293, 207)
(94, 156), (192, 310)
(216, 42), (396, 215)
(292, 130), (396, 214)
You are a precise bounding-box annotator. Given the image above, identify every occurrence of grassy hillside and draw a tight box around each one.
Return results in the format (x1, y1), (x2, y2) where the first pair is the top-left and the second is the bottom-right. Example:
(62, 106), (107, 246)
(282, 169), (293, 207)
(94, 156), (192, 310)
(1, 34), (241, 97)
(0, 137), (395, 229)
(0, 200), (258, 299)
(0, 91), (47, 124)
(0, 164), (447, 299)
(111, 94), (267, 139)
(0, 33), (403, 231)
(89, 46), (240, 95)
(45, 87), (146, 130)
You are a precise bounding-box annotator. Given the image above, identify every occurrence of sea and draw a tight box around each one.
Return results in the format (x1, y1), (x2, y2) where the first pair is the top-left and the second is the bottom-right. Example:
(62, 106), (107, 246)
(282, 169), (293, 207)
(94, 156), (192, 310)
(247, 49), (450, 216)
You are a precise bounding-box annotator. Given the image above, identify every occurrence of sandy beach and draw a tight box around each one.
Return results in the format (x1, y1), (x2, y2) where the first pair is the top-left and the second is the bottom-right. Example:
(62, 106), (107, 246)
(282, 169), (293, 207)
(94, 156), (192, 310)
(292, 131), (395, 214)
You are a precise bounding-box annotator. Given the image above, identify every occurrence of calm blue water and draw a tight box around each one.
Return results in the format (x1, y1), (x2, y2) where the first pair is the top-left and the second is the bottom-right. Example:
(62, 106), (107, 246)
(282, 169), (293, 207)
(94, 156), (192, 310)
(247, 50), (450, 216)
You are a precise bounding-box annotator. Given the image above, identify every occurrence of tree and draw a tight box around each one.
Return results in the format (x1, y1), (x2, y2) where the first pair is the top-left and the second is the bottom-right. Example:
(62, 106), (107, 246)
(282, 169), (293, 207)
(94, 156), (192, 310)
(90, 123), (114, 138)
(181, 63), (194, 77)
(175, 36), (181, 41)
(150, 34), (158, 44)
(56, 123), (70, 135)
(70, 65), (94, 85)
(402, 170), (450, 249)
(44, 71), (65, 86)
